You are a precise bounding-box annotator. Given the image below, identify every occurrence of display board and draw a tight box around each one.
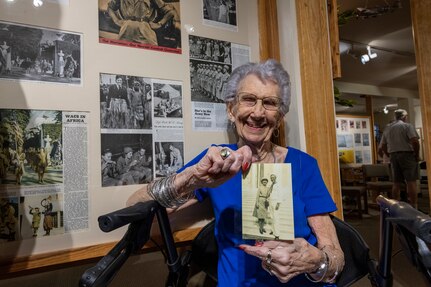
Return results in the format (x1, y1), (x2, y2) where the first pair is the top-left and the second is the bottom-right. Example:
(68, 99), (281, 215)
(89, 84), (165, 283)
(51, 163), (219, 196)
(0, 0), (260, 273)
(336, 115), (374, 166)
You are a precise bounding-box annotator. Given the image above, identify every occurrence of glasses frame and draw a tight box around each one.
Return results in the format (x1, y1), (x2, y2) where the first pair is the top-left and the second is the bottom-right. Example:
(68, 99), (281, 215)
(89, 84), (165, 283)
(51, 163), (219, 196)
(236, 92), (281, 111)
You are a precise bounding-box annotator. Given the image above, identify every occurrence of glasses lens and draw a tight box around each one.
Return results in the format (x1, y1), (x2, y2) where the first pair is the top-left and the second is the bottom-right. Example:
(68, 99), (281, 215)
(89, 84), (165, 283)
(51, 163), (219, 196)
(262, 97), (281, 110)
(237, 93), (281, 111)
(238, 94), (257, 107)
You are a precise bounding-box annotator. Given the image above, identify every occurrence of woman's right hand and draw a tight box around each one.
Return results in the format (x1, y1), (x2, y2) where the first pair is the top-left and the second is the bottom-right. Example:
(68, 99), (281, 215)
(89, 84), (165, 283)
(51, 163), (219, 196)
(190, 145), (252, 188)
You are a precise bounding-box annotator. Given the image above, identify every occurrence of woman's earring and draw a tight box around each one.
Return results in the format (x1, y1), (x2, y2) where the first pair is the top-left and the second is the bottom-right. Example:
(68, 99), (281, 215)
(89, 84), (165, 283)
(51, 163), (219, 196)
(230, 121), (236, 130)
(273, 128), (279, 138)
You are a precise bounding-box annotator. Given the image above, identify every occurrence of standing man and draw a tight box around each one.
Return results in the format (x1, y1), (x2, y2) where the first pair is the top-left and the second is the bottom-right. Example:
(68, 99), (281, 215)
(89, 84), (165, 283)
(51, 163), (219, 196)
(380, 109), (420, 207)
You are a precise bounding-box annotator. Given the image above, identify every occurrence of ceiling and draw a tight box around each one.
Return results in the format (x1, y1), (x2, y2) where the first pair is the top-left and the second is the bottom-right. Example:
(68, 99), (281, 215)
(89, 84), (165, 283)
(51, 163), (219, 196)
(334, 0), (417, 113)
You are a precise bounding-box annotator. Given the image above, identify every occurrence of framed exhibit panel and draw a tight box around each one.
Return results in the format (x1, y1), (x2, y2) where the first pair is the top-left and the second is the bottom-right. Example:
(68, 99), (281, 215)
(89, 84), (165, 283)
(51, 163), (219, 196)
(336, 115), (374, 167)
(0, 0), (261, 275)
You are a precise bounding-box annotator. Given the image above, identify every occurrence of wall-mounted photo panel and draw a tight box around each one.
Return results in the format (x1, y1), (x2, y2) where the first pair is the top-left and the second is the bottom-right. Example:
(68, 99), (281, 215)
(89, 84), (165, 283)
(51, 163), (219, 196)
(336, 115), (373, 166)
(0, 21), (82, 85)
(154, 141), (184, 178)
(189, 34), (249, 131)
(0, 109), (89, 243)
(98, 0), (181, 54)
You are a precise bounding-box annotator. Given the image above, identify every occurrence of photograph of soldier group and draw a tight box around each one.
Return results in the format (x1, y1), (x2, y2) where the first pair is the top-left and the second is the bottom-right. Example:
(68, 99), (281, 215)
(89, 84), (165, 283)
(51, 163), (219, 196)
(100, 73), (152, 130)
(101, 133), (153, 187)
(0, 110), (63, 187)
(189, 35), (232, 103)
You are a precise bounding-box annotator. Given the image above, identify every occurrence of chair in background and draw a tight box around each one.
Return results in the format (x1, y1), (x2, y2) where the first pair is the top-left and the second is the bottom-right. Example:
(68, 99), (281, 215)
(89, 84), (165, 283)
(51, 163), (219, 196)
(362, 164), (393, 205)
(340, 167), (368, 219)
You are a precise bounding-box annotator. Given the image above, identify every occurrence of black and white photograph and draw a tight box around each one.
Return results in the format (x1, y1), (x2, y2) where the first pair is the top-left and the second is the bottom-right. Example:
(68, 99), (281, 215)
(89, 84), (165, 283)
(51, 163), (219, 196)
(98, 0), (181, 54)
(153, 83), (183, 118)
(100, 73), (152, 130)
(0, 21), (82, 84)
(154, 141), (183, 178)
(242, 163), (294, 241)
(202, 0), (237, 30)
(101, 133), (153, 187)
(0, 109), (63, 188)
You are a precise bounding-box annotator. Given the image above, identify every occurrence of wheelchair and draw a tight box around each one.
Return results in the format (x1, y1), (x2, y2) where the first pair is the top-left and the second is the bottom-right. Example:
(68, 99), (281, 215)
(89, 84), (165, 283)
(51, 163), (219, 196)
(79, 195), (431, 287)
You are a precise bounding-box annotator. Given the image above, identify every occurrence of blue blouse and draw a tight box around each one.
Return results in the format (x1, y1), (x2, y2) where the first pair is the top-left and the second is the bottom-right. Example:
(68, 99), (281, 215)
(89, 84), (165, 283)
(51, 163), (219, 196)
(179, 145), (337, 286)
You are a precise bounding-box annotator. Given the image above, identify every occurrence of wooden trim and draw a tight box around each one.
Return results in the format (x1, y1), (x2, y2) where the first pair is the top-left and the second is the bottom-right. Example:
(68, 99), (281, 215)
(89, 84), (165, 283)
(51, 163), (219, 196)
(257, 0), (286, 147)
(327, 0), (341, 78)
(0, 227), (202, 279)
(295, 0), (343, 218)
(410, 1), (431, 209)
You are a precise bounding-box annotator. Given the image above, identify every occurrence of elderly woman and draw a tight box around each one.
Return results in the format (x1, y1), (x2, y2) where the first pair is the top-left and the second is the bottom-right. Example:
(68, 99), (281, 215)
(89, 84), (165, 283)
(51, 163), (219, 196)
(127, 59), (344, 286)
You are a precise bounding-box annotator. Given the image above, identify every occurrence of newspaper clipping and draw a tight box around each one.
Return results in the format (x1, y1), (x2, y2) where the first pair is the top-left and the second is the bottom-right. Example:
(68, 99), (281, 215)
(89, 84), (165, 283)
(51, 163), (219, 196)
(0, 21), (82, 85)
(0, 109), (89, 243)
(189, 35), (250, 131)
(242, 163), (294, 241)
(100, 73), (184, 187)
(98, 0), (181, 54)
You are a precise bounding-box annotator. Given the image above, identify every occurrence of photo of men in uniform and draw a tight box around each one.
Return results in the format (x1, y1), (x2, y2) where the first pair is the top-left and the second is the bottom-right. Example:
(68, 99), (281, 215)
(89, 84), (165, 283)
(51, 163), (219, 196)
(101, 133), (153, 187)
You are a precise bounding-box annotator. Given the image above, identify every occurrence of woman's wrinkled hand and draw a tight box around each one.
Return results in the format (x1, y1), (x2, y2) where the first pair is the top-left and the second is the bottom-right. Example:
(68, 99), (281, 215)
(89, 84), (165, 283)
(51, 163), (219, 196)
(191, 145), (252, 188)
(239, 239), (322, 283)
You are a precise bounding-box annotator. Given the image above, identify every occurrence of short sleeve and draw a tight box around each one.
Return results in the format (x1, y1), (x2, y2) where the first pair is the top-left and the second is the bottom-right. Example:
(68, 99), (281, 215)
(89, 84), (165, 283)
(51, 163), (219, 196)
(300, 157), (337, 216)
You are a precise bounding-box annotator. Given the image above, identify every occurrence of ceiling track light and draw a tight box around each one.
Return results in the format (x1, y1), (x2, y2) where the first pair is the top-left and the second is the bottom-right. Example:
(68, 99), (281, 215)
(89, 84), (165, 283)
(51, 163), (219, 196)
(361, 45), (378, 64)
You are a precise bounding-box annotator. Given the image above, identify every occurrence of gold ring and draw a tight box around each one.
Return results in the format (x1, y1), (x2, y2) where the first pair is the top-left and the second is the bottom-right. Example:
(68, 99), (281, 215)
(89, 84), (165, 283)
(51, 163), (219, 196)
(220, 147), (231, 159)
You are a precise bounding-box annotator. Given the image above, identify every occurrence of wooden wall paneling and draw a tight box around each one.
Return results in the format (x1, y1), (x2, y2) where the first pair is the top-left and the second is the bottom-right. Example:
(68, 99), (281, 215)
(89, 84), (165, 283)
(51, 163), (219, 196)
(327, 0), (341, 79)
(410, 1), (431, 208)
(295, 0), (343, 218)
(257, 0), (286, 147)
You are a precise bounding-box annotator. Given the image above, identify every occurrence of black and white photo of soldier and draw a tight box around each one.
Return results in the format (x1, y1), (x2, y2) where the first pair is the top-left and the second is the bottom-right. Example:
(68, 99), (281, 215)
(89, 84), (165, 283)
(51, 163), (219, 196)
(190, 60), (230, 103)
(153, 83), (183, 118)
(154, 141), (183, 178)
(202, 0), (237, 26)
(0, 21), (82, 84)
(98, 0), (181, 53)
(101, 133), (153, 187)
(100, 73), (152, 130)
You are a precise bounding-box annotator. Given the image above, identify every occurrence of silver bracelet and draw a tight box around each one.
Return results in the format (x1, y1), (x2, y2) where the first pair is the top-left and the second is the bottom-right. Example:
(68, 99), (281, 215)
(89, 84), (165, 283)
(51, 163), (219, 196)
(304, 250), (329, 283)
(148, 174), (193, 208)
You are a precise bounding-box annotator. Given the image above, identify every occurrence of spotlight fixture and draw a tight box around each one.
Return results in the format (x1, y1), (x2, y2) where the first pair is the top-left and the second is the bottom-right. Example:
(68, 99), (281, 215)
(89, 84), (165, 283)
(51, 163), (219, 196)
(33, 0), (43, 7)
(383, 106), (389, 114)
(360, 45), (377, 64)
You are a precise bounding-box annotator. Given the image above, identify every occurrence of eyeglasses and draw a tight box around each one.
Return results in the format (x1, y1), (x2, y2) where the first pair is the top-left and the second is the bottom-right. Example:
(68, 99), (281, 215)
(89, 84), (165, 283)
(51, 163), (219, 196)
(236, 93), (281, 111)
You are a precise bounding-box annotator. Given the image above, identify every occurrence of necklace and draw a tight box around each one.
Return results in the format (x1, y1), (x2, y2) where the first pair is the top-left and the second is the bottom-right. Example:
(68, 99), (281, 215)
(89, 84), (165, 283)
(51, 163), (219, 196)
(253, 143), (276, 163)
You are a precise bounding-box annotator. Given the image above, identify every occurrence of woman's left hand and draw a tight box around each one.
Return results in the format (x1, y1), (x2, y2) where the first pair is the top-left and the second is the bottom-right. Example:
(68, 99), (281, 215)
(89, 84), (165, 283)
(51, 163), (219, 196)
(239, 239), (323, 283)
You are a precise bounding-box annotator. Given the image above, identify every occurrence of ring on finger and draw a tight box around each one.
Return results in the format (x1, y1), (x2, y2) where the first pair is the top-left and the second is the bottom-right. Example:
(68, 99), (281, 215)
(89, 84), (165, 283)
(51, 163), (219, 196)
(220, 147), (231, 159)
(266, 249), (273, 265)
